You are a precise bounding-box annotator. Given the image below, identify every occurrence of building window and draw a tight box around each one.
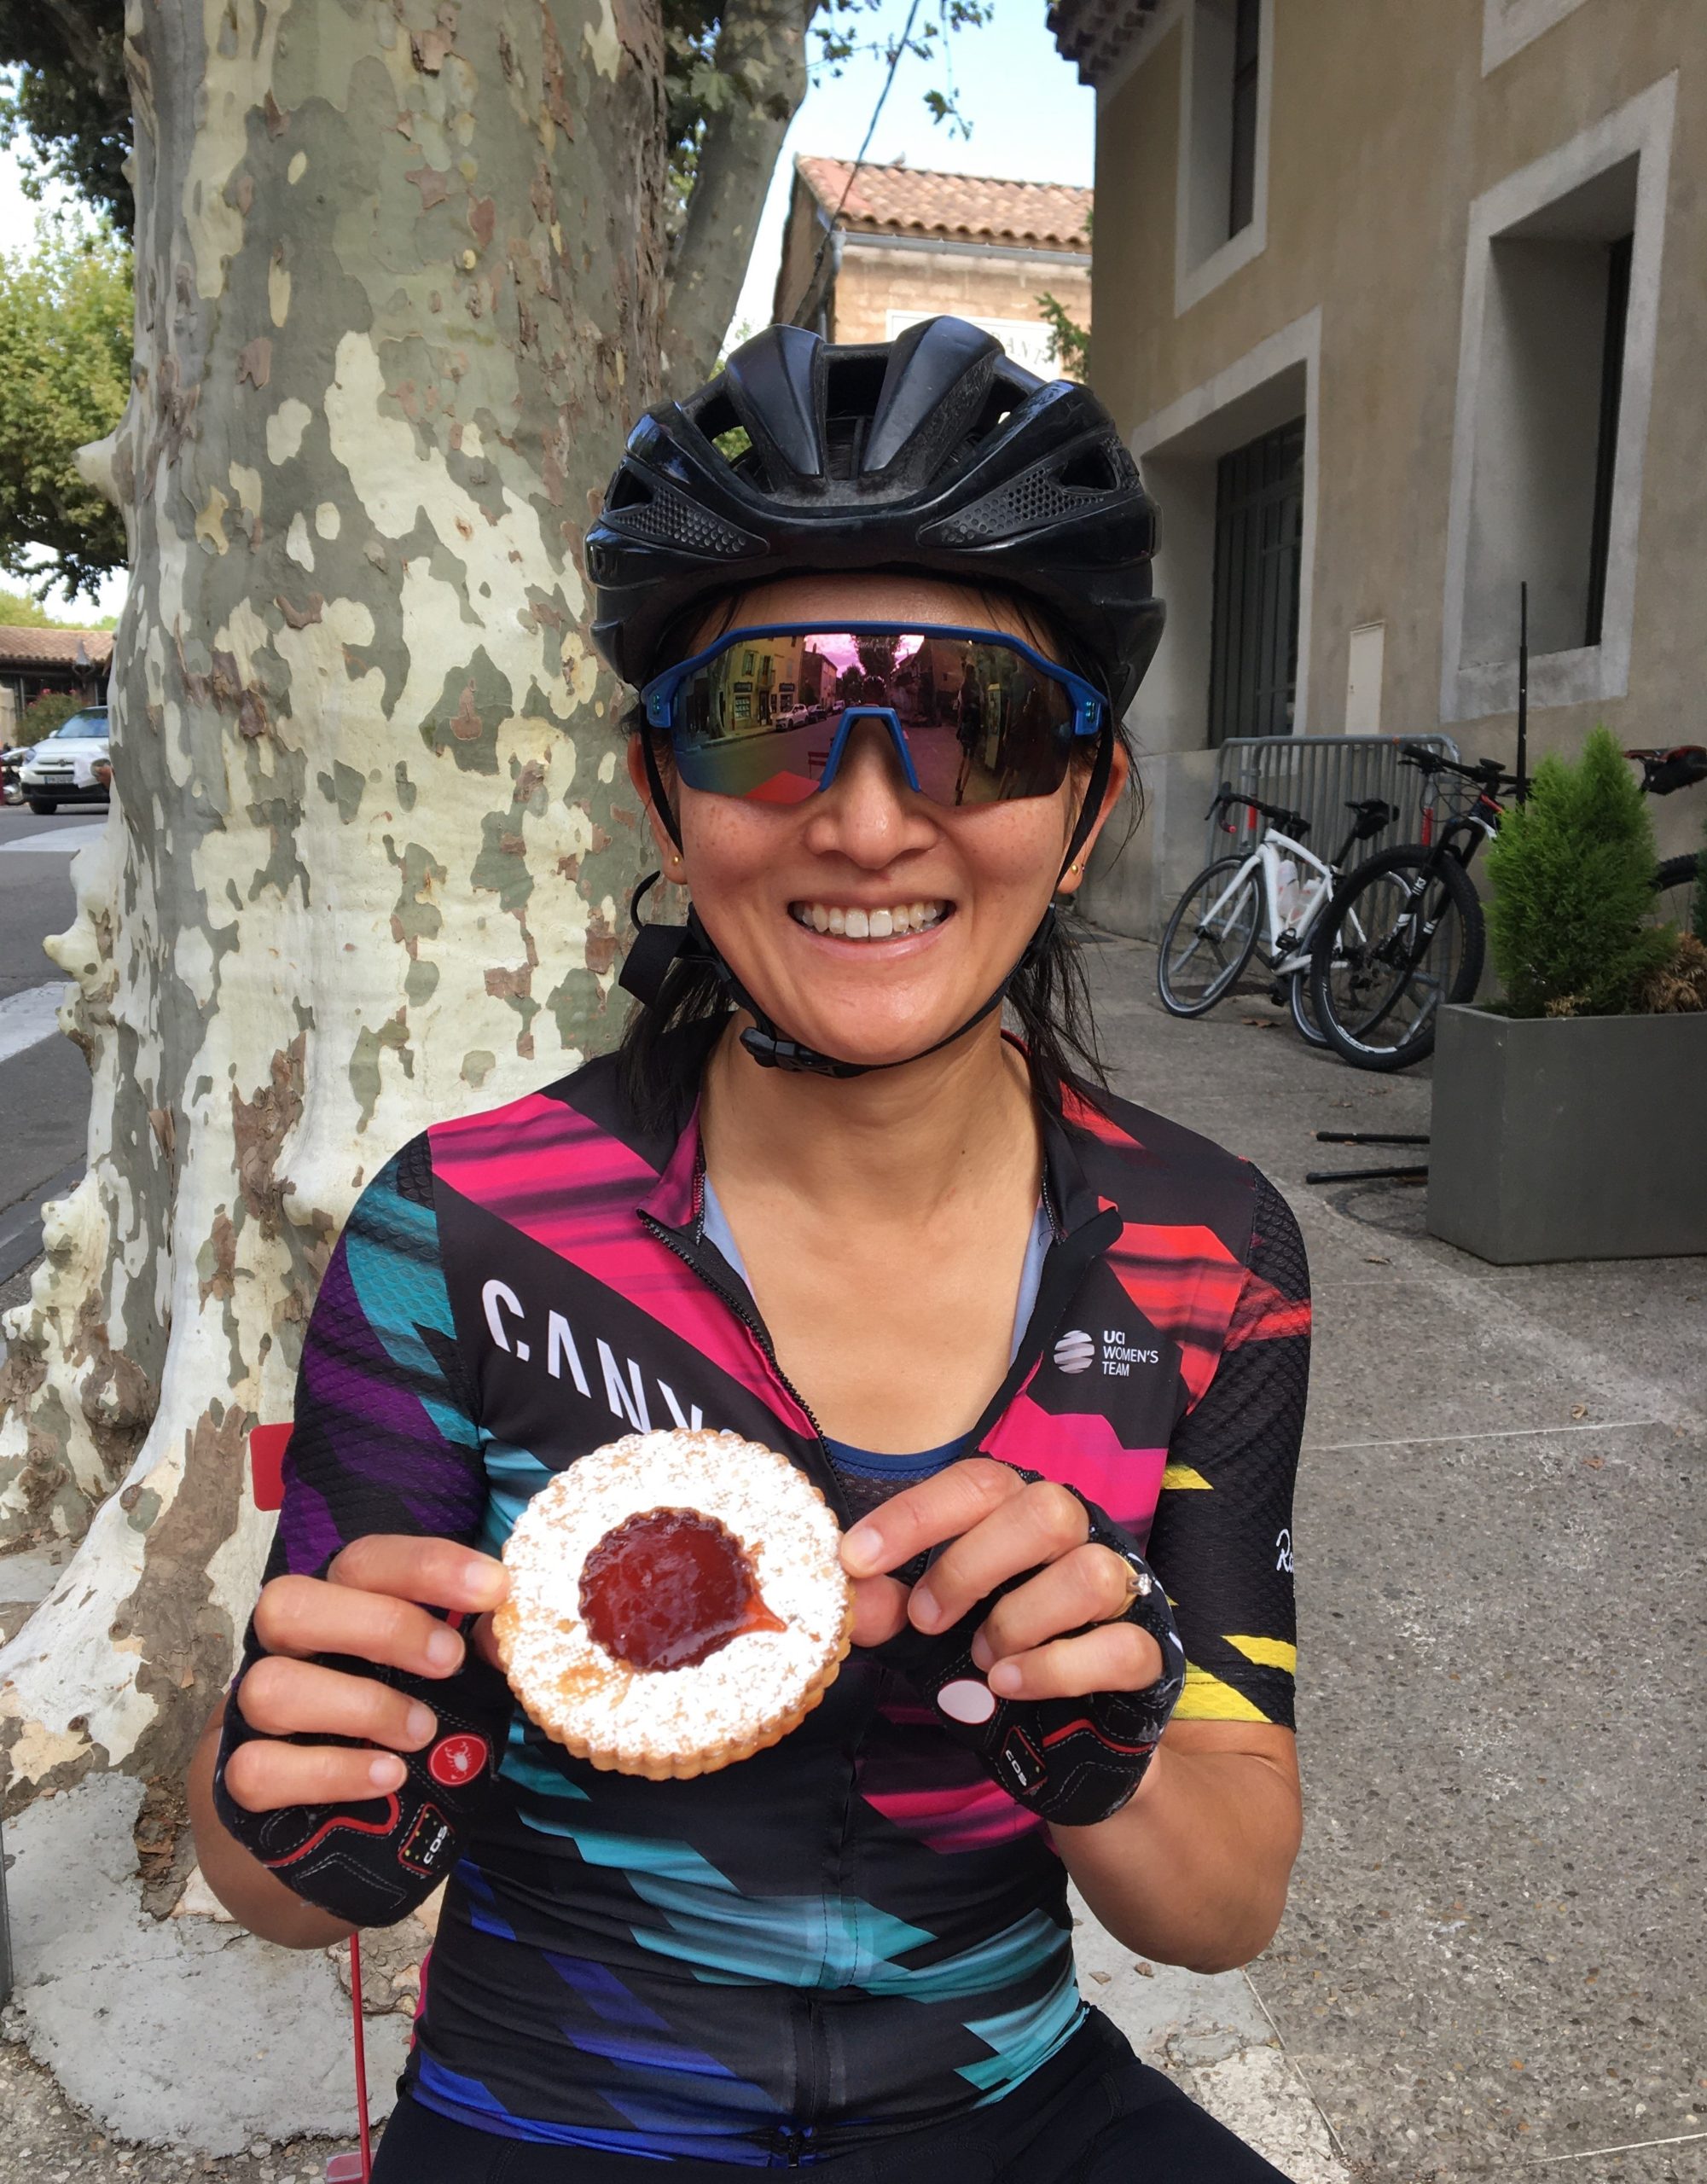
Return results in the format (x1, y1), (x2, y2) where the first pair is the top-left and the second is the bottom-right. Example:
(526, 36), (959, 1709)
(1583, 232), (1632, 649)
(1460, 157), (1638, 668)
(1176, 0), (1273, 312)
(1208, 416), (1304, 745)
(1441, 76), (1675, 723)
(1228, 0), (1260, 237)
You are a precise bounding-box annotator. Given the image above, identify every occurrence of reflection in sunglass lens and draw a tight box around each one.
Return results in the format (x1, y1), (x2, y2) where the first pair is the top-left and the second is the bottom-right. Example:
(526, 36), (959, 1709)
(668, 630), (1080, 807)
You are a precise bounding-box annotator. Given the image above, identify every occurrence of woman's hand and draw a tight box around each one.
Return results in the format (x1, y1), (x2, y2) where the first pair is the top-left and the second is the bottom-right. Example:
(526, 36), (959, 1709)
(839, 1459), (1161, 1701)
(222, 1537), (507, 1814)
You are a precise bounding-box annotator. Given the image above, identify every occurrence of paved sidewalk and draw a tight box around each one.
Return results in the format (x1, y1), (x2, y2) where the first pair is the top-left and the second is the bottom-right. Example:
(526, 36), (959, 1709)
(1089, 931), (1707, 2183)
(1, 931), (1700, 2180)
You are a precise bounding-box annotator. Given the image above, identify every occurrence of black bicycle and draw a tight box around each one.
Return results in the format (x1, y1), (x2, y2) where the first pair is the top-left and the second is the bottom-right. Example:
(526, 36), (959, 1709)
(1305, 747), (1512, 1072)
(1628, 744), (1707, 926)
(1309, 741), (1707, 1072)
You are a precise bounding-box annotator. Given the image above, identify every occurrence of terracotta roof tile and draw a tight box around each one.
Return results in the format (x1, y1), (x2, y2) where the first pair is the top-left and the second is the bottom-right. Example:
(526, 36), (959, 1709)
(0, 626), (113, 669)
(795, 157), (1091, 253)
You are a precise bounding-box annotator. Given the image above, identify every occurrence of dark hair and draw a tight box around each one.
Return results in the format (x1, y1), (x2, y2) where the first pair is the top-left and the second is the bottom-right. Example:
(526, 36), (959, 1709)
(615, 585), (1142, 1131)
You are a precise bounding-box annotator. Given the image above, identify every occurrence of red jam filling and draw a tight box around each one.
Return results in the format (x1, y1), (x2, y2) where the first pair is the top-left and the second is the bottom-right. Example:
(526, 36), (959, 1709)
(579, 1507), (785, 1671)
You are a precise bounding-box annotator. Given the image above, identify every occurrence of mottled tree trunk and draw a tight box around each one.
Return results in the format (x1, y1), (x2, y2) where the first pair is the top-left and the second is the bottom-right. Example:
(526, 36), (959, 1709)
(0, 0), (668, 1809)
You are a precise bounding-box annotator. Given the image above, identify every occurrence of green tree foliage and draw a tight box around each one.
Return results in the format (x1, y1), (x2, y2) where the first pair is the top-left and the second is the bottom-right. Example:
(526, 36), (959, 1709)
(1036, 212), (1091, 381)
(1036, 293), (1088, 380)
(0, 2), (131, 235)
(0, 584), (114, 628)
(0, 220), (131, 603)
(1485, 726), (1675, 1017)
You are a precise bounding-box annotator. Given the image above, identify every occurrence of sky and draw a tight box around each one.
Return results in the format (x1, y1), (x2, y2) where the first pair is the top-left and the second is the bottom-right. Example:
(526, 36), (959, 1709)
(729, 3), (1094, 335)
(1, 11), (1094, 621)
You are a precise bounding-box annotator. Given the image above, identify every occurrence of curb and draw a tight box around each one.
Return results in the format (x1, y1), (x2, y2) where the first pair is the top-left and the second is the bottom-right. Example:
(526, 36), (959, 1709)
(0, 1161), (84, 1290)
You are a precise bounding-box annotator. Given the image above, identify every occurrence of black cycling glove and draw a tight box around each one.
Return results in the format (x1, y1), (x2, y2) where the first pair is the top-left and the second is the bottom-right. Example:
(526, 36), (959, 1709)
(212, 1615), (512, 1928)
(877, 1475), (1187, 1827)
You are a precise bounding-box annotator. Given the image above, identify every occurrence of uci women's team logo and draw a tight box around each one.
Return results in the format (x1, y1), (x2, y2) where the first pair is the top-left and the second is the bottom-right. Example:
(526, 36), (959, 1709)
(1054, 1330), (1097, 1374)
(1054, 1327), (1162, 1378)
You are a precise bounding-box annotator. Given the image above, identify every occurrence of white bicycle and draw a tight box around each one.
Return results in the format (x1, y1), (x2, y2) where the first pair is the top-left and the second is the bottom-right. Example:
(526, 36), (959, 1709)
(1156, 787), (1396, 1040)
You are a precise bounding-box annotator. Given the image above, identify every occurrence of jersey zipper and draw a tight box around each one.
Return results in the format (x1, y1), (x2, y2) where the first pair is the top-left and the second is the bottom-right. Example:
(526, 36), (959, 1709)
(636, 1209), (851, 1525)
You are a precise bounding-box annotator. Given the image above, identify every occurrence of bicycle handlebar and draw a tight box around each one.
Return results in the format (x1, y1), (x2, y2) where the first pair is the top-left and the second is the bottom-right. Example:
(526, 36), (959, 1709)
(1397, 743), (1523, 795)
(1205, 785), (1311, 837)
(1625, 745), (1707, 795)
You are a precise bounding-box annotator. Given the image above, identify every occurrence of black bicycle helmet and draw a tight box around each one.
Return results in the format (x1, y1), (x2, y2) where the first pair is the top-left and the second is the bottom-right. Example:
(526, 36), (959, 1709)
(587, 316), (1163, 712)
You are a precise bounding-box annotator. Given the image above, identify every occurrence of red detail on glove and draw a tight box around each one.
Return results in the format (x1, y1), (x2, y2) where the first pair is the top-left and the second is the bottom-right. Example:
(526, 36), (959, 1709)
(427, 1731), (490, 1786)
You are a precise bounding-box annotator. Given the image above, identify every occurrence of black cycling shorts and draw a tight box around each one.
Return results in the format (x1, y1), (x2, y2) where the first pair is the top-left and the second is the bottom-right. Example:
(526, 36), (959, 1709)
(370, 2013), (1292, 2183)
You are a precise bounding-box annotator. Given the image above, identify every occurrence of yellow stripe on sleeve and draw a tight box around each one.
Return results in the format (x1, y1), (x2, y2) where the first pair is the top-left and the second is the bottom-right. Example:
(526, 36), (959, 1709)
(1158, 1463), (1212, 1491)
(1172, 1663), (1269, 1722)
(1224, 1635), (1298, 1674)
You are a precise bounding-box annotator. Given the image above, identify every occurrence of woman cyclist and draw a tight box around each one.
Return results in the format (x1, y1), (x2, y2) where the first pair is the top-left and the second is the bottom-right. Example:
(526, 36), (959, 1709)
(189, 317), (1309, 2181)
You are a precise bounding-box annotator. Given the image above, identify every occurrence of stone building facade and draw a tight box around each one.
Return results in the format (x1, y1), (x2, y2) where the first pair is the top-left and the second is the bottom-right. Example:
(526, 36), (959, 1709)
(1049, 0), (1707, 935)
(771, 158), (1092, 380)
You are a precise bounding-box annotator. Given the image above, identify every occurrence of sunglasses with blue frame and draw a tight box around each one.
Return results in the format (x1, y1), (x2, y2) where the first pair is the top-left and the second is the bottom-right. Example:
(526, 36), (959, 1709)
(639, 622), (1107, 809)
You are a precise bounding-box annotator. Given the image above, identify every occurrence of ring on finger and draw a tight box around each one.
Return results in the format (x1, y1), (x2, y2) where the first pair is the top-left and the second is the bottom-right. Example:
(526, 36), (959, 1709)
(1108, 1552), (1152, 1615)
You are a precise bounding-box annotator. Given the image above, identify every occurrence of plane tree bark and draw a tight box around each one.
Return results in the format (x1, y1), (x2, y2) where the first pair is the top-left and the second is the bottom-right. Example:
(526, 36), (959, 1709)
(0, 0), (814, 1815)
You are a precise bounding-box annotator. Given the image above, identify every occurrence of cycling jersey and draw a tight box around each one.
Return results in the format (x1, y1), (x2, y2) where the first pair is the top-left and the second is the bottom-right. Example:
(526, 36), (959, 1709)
(252, 1025), (1309, 2161)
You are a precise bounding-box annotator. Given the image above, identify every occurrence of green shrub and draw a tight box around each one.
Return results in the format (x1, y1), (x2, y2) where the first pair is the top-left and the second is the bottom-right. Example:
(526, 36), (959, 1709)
(1485, 725), (1675, 1017)
(17, 689), (89, 741)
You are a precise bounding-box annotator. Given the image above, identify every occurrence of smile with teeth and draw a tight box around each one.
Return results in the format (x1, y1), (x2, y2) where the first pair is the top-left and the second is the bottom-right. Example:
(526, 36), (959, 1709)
(788, 900), (950, 939)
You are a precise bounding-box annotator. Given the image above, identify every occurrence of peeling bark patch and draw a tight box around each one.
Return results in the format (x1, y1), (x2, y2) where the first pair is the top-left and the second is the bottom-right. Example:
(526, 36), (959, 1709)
(136, 1766), (196, 1915)
(276, 590), (324, 629)
(450, 680), (482, 741)
(236, 335), (272, 388)
(117, 1403), (250, 1797)
(585, 903), (618, 978)
(231, 1037), (305, 1237)
(198, 1211), (237, 1307)
(407, 164), (453, 209)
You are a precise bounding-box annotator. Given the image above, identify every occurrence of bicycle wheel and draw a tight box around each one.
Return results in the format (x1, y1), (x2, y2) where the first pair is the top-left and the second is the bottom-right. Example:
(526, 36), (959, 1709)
(1157, 857), (1263, 1018)
(1286, 967), (1329, 1046)
(1309, 848), (1483, 1072)
(1649, 852), (1704, 932)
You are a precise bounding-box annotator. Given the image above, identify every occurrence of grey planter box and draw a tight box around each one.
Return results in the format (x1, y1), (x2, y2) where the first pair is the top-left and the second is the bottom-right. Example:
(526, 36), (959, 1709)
(1427, 1004), (1707, 1263)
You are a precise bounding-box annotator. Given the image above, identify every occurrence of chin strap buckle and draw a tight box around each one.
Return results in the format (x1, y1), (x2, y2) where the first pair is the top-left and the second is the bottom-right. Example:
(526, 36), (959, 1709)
(738, 1023), (862, 1077)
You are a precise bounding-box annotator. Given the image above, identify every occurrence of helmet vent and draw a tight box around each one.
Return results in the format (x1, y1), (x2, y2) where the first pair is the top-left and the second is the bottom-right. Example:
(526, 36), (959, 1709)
(824, 354), (886, 480)
(691, 392), (764, 482)
(920, 444), (1132, 547)
(602, 475), (760, 559)
(1060, 446), (1123, 493)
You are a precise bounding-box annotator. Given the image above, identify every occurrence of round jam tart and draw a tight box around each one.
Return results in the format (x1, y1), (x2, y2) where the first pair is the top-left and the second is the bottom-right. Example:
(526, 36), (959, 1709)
(494, 1429), (855, 1780)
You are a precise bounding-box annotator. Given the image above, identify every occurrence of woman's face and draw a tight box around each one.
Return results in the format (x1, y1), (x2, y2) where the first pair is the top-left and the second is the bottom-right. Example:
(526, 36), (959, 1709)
(628, 572), (1128, 1070)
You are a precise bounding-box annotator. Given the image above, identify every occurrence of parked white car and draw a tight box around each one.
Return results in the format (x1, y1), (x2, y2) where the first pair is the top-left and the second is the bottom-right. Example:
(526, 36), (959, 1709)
(18, 708), (111, 812)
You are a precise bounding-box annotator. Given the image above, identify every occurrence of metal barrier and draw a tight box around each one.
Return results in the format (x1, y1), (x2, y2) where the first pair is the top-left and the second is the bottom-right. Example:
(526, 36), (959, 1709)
(1209, 734), (1461, 859)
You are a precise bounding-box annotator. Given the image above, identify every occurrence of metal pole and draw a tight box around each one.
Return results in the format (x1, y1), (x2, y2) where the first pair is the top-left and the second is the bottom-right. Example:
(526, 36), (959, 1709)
(0, 1815), (12, 2007)
(1528, 585), (1536, 808)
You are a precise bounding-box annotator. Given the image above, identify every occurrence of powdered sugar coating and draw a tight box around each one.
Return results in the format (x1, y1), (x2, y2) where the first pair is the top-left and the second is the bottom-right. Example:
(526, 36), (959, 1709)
(496, 1429), (853, 1778)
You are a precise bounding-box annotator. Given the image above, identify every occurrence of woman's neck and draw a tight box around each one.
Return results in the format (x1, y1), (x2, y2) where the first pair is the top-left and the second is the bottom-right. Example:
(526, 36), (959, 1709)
(698, 1012), (1041, 1231)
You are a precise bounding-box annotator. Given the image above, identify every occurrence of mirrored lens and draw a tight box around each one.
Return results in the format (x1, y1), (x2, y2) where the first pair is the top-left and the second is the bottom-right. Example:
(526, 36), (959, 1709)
(669, 631), (1080, 806)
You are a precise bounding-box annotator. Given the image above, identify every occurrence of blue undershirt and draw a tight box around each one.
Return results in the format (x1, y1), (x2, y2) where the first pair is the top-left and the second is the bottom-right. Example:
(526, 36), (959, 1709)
(700, 1176), (1049, 1496)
